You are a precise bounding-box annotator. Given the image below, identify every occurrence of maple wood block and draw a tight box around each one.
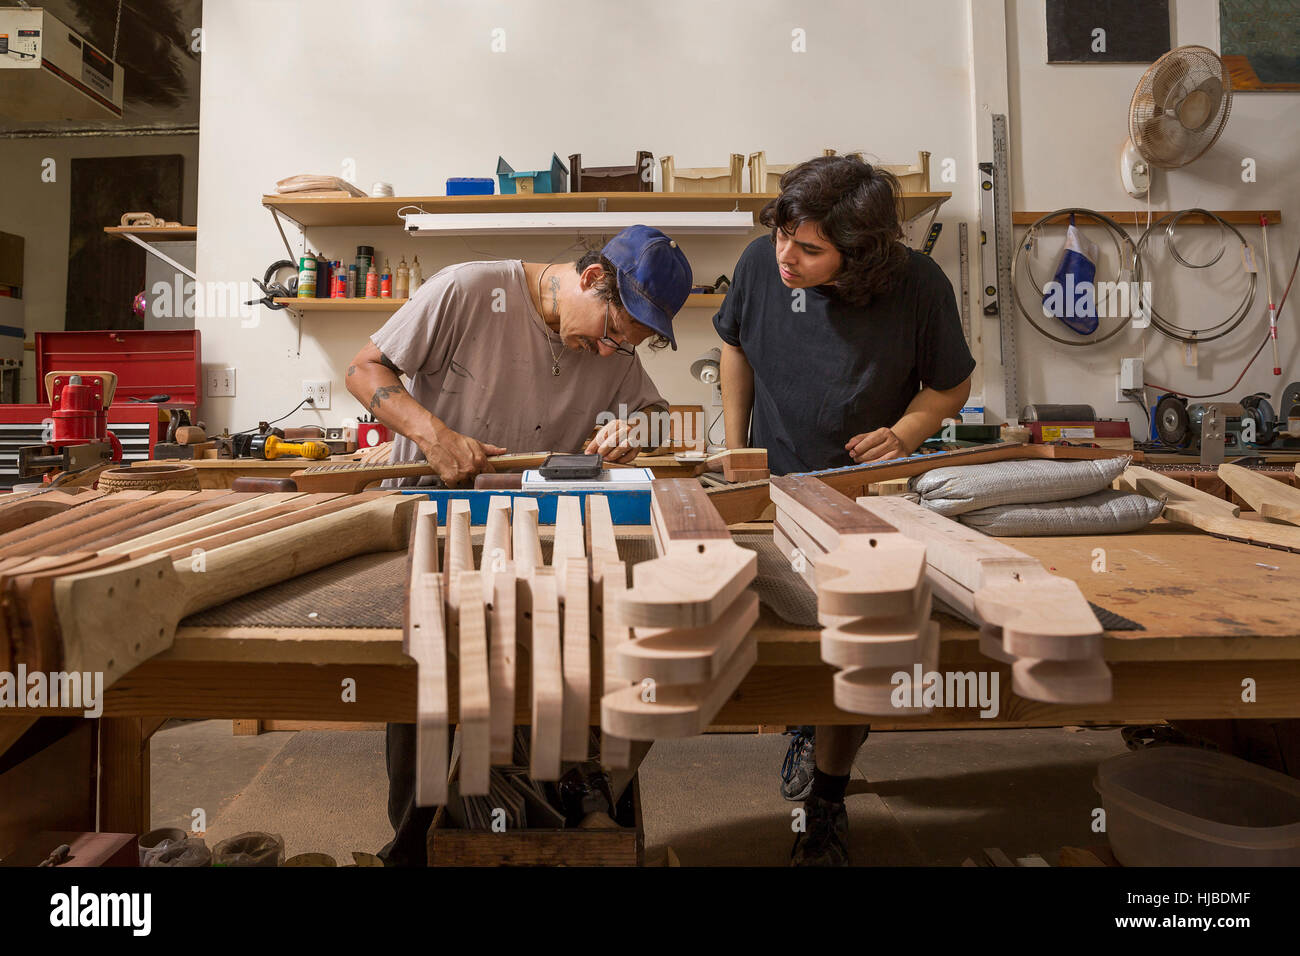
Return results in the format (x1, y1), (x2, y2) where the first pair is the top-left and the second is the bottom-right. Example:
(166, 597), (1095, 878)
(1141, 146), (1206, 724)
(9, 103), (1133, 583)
(528, 569), (563, 780)
(1220, 463), (1300, 526)
(457, 571), (491, 796)
(614, 589), (758, 684)
(488, 559), (517, 766)
(977, 623), (1017, 665)
(831, 622), (939, 716)
(622, 547), (756, 628)
(1012, 656), (1113, 704)
(597, 558), (636, 770)
(410, 571), (448, 807)
(819, 584), (934, 669)
(560, 557), (591, 762)
(601, 635), (757, 739)
(512, 498), (542, 576)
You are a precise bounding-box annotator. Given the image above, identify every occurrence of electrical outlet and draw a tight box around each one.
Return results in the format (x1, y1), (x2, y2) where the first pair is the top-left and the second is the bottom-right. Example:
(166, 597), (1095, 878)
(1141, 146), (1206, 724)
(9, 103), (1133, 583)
(206, 367), (235, 397)
(1120, 357), (1144, 391)
(302, 380), (331, 409)
(711, 383), (722, 406)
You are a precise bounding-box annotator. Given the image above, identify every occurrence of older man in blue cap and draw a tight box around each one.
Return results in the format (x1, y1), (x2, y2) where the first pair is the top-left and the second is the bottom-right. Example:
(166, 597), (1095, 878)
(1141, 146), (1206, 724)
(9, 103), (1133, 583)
(347, 226), (692, 865)
(347, 225), (692, 489)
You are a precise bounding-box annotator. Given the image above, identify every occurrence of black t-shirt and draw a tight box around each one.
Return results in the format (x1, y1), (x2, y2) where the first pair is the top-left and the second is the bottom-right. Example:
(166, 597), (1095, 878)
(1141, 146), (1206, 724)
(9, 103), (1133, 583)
(713, 236), (976, 476)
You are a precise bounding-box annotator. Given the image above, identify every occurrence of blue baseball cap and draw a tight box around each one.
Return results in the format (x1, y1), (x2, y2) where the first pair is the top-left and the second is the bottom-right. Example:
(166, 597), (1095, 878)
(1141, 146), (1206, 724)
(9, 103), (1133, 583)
(601, 225), (692, 350)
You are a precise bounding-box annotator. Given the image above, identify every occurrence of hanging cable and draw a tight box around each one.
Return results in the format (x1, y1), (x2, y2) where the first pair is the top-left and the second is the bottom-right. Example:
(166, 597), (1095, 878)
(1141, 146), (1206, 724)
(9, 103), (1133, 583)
(1133, 209), (1256, 344)
(1146, 231), (1300, 399)
(1012, 207), (1139, 347)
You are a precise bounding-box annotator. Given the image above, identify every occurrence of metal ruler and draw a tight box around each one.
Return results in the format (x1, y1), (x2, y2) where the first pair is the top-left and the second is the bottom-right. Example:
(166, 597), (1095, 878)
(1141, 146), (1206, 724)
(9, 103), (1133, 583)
(958, 221), (971, 346)
(988, 114), (1018, 419)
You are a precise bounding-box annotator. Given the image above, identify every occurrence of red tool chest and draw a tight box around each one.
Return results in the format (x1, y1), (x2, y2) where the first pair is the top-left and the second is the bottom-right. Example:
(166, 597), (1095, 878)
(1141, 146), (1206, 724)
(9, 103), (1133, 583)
(0, 330), (200, 488)
(35, 330), (201, 410)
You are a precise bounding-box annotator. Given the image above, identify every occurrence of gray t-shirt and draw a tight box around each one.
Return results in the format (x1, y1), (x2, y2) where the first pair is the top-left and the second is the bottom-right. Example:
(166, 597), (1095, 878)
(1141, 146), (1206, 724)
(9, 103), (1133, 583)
(369, 260), (665, 480)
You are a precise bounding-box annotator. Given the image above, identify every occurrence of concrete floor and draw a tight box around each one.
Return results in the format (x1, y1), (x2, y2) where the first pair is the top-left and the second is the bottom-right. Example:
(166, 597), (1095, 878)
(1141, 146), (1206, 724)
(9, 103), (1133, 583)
(150, 720), (1129, 865)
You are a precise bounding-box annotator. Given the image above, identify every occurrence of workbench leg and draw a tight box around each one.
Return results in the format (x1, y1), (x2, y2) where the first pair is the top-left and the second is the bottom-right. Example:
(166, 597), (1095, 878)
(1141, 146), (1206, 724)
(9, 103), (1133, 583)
(231, 719), (263, 736)
(98, 718), (150, 835)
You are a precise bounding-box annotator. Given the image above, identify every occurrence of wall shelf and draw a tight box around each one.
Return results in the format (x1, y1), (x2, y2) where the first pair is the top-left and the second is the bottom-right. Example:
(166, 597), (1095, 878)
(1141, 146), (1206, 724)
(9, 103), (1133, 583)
(103, 225), (198, 241)
(274, 293), (725, 313)
(262, 191), (951, 229)
(273, 297), (409, 312)
(1013, 209), (1282, 227)
(104, 225), (198, 280)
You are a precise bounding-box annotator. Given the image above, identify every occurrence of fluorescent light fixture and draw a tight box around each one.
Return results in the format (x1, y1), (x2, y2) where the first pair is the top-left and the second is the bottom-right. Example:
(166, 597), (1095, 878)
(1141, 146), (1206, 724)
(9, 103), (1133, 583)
(404, 211), (754, 236)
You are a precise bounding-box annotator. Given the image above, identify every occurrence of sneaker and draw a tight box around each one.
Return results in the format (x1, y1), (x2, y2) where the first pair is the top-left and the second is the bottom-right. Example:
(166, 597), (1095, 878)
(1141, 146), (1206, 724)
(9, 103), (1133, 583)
(791, 795), (850, 866)
(780, 726), (816, 801)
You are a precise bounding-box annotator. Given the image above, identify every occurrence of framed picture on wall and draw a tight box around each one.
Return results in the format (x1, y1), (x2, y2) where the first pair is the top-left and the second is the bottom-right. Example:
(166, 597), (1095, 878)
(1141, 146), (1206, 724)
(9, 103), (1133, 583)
(1046, 0), (1171, 63)
(1220, 0), (1300, 91)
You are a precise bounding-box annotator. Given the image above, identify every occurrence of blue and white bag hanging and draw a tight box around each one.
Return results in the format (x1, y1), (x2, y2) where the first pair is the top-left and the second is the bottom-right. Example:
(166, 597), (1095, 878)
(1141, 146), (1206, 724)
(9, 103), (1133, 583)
(1041, 214), (1100, 335)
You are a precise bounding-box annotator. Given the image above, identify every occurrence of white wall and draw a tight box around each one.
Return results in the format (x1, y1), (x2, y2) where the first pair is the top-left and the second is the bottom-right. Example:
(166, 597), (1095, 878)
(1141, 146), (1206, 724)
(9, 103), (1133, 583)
(1005, 0), (1300, 429)
(194, 0), (1300, 441)
(195, 0), (975, 436)
(0, 134), (199, 400)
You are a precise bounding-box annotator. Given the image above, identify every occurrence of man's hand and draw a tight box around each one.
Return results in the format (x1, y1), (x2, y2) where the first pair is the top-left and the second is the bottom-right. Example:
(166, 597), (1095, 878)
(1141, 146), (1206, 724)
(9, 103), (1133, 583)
(419, 427), (507, 487)
(846, 427), (907, 464)
(584, 419), (641, 464)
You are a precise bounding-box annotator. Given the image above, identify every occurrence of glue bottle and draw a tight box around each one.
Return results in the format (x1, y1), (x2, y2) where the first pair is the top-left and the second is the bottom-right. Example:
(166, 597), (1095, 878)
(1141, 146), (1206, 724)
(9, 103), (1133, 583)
(380, 260), (393, 298)
(409, 256), (423, 296)
(365, 262), (379, 298)
(394, 256), (409, 300)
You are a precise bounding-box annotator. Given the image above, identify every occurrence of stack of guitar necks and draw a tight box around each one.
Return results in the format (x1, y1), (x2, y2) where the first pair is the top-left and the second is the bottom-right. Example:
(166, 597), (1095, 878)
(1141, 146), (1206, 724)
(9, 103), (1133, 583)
(406, 480), (762, 806)
(599, 479), (759, 760)
(769, 475), (1112, 714)
(0, 487), (419, 690)
(770, 475), (935, 714)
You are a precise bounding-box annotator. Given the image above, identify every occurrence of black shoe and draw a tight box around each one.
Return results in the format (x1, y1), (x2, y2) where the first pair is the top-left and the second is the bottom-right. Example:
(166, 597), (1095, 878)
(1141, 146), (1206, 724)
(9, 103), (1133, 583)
(780, 726), (816, 802)
(791, 796), (850, 867)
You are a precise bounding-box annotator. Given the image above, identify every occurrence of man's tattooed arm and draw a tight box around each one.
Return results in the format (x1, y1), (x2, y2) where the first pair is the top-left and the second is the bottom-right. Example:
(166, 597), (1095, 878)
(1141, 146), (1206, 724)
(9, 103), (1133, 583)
(379, 352), (402, 375)
(368, 383), (406, 414)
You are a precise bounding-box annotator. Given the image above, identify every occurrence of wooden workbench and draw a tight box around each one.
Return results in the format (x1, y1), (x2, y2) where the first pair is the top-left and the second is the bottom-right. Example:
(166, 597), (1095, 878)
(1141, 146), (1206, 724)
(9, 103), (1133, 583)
(4, 519), (1298, 835)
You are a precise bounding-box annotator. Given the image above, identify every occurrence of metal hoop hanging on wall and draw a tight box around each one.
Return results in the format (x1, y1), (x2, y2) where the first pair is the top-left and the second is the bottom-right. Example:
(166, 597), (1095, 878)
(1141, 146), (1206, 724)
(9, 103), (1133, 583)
(1134, 208), (1257, 344)
(1012, 208), (1141, 347)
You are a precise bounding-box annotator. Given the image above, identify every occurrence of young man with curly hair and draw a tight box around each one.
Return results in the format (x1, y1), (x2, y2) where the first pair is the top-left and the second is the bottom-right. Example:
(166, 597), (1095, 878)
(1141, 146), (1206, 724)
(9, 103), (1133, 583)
(713, 155), (975, 866)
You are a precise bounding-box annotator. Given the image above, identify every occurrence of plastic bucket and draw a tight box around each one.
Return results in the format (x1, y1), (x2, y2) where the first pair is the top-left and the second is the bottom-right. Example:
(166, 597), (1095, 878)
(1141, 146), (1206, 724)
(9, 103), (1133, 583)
(1095, 746), (1300, 866)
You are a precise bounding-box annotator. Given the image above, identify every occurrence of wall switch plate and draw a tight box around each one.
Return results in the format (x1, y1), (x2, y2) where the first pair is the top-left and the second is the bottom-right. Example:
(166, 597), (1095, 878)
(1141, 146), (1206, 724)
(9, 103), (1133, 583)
(711, 383), (722, 406)
(1120, 357), (1144, 391)
(302, 380), (331, 409)
(206, 367), (235, 397)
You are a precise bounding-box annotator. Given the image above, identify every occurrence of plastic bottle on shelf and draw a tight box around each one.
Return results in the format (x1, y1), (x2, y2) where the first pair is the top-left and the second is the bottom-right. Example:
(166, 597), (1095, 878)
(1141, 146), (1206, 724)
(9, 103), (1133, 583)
(380, 260), (393, 298)
(409, 256), (423, 296)
(394, 256), (409, 300)
(365, 262), (379, 298)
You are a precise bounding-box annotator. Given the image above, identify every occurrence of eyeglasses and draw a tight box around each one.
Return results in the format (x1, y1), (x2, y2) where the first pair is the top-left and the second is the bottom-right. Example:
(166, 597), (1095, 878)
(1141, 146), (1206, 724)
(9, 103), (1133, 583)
(598, 303), (636, 357)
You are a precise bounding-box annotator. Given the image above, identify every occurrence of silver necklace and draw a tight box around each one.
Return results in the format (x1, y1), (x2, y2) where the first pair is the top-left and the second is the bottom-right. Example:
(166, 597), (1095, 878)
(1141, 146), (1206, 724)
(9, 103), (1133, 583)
(536, 264), (563, 376)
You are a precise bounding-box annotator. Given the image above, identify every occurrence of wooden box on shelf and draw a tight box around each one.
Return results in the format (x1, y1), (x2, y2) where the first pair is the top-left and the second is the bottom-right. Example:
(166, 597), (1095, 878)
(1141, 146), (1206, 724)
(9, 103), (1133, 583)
(570, 150), (654, 192)
(748, 149), (847, 193)
(881, 150), (931, 192)
(660, 154), (744, 193)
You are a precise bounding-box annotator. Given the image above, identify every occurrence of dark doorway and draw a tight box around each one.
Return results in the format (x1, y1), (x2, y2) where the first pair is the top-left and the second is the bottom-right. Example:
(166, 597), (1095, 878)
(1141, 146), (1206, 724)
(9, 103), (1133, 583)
(65, 154), (184, 331)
